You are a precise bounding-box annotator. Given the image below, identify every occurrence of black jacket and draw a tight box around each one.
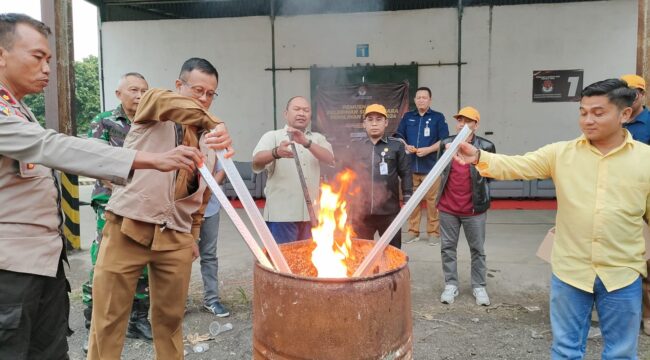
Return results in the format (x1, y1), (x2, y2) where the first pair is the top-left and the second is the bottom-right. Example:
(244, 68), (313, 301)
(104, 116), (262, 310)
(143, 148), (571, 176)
(437, 134), (496, 214)
(346, 136), (413, 216)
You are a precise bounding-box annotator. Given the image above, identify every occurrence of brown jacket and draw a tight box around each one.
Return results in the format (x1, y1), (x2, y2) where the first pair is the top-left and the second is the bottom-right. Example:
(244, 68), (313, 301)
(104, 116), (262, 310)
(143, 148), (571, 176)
(107, 89), (220, 246)
(0, 86), (135, 277)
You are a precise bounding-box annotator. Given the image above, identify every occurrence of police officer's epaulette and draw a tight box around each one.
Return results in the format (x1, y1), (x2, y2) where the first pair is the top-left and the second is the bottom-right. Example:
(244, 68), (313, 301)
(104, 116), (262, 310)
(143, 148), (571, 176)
(0, 90), (29, 120)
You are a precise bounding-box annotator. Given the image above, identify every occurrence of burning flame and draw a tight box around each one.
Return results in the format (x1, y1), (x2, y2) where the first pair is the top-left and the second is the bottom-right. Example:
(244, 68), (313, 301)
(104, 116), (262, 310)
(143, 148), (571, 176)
(311, 169), (357, 278)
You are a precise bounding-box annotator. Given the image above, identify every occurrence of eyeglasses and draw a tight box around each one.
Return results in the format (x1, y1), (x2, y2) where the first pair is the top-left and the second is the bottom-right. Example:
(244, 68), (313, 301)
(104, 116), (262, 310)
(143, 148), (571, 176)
(179, 79), (218, 99)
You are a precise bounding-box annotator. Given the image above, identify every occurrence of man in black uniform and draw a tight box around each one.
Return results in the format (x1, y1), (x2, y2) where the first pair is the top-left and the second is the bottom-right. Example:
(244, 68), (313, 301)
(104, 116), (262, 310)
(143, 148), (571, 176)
(349, 104), (412, 248)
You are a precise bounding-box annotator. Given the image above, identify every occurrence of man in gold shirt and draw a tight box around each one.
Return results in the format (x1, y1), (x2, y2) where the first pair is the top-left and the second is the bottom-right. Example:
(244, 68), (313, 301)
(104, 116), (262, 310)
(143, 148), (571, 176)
(454, 78), (650, 359)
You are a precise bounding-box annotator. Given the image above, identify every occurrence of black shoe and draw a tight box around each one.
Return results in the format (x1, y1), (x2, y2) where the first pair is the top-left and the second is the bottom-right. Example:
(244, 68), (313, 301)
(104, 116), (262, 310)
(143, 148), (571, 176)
(83, 306), (92, 330)
(203, 301), (230, 317)
(126, 316), (153, 341)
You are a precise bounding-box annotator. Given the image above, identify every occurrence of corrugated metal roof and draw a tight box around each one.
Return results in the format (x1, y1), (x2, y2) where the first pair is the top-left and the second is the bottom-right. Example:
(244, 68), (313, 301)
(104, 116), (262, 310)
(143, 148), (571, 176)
(89, 0), (603, 22)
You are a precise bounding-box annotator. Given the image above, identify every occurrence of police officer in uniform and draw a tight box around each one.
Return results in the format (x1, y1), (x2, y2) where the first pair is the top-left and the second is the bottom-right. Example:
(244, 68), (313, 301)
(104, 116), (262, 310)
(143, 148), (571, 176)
(0, 14), (226, 359)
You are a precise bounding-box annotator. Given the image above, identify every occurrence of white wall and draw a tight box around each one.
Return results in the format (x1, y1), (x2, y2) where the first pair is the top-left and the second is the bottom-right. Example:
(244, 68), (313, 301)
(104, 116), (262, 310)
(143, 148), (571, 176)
(102, 16), (273, 158)
(273, 8), (460, 122)
(473, 1), (636, 153)
(101, 0), (636, 157)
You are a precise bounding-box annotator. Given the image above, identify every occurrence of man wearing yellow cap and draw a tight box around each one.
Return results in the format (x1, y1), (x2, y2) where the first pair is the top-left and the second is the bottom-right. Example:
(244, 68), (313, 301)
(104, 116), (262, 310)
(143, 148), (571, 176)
(621, 74), (650, 144)
(348, 104), (413, 248)
(436, 107), (495, 306)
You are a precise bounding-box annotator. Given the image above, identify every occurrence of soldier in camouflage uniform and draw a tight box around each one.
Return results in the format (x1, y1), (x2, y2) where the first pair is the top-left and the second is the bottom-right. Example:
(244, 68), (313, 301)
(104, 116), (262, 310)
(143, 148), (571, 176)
(82, 72), (152, 352)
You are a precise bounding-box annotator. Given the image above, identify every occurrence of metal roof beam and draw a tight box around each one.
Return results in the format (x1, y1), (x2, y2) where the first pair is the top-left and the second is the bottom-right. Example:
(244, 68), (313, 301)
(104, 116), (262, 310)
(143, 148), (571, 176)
(102, 0), (239, 5)
(94, 0), (603, 22)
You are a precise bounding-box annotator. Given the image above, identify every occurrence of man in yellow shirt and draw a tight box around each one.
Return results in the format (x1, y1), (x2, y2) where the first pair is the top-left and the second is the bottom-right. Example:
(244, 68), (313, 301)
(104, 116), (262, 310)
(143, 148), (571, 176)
(453, 78), (650, 359)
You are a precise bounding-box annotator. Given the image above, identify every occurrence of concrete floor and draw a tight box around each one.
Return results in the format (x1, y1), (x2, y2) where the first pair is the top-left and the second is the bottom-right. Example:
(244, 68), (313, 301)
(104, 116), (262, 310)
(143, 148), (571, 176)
(62, 185), (649, 359)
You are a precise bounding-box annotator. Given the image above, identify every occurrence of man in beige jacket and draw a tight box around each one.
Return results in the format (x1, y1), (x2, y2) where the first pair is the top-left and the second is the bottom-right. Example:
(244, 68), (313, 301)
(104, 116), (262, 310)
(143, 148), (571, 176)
(252, 96), (334, 244)
(88, 58), (227, 360)
(0, 14), (229, 360)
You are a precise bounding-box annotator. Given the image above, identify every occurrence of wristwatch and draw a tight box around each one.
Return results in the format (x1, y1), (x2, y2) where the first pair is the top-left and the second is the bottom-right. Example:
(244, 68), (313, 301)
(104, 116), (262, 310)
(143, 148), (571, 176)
(304, 139), (312, 149)
(472, 149), (481, 165)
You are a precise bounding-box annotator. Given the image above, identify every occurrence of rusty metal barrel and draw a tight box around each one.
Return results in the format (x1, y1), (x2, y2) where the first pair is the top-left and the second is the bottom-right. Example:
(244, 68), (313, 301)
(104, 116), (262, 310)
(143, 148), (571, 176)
(253, 239), (412, 360)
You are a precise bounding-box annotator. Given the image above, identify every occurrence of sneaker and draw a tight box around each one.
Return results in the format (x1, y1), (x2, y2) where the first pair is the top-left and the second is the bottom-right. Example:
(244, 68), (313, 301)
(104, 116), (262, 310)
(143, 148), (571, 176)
(428, 235), (440, 246)
(440, 284), (459, 304)
(403, 233), (420, 244)
(203, 301), (230, 317)
(473, 287), (491, 306)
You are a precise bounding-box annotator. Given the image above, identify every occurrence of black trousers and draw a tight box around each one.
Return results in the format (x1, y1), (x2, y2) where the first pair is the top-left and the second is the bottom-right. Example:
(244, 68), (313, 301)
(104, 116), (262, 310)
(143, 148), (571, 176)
(354, 214), (402, 249)
(0, 260), (70, 360)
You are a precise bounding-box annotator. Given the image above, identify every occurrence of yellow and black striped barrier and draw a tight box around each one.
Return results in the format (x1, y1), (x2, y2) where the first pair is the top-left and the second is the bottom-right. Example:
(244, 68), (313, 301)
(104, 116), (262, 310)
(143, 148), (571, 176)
(60, 172), (80, 249)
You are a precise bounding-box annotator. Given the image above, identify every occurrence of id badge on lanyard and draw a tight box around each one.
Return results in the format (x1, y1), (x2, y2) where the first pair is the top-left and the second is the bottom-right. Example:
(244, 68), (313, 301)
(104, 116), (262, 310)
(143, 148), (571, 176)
(379, 151), (388, 175)
(424, 119), (431, 137)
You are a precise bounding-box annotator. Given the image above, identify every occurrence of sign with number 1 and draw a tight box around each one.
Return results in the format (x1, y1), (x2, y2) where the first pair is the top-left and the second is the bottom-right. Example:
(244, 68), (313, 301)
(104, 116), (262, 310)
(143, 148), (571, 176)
(532, 69), (583, 102)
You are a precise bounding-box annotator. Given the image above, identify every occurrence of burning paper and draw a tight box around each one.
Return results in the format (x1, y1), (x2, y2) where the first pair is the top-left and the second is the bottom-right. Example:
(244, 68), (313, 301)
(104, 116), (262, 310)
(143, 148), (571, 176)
(310, 169), (357, 278)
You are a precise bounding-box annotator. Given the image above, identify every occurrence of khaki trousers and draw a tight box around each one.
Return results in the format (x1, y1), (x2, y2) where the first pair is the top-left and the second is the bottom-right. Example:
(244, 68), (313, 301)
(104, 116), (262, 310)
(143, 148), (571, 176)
(87, 215), (193, 360)
(642, 260), (650, 320)
(407, 173), (441, 237)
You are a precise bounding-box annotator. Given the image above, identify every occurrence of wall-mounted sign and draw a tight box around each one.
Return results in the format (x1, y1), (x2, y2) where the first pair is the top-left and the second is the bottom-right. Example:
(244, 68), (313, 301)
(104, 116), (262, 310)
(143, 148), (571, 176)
(314, 81), (410, 146)
(532, 69), (583, 102)
(356, 44), (369, 57)
(310, 65), (417, 142)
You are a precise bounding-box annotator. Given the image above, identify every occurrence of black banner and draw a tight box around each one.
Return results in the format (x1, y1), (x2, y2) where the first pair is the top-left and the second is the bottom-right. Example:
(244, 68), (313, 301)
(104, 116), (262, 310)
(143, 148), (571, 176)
(532, 69), (583, 102)
(314, 82), (410, 147)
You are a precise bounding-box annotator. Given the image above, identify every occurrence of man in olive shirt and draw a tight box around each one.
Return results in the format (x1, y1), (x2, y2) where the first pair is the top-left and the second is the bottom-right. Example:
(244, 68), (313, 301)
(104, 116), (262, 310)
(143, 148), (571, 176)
(252, 96), (334, 243)
(454, 79), (650, 359)
(82, 73), (152, 353)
